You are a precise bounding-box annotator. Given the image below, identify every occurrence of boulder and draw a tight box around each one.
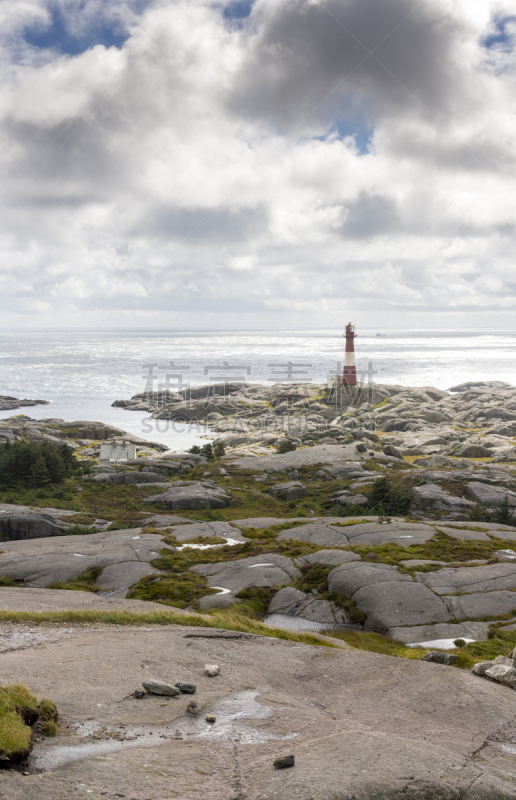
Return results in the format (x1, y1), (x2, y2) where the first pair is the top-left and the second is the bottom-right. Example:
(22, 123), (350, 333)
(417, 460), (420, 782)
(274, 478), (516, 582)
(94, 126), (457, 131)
(144, 482), (232, 510)
(484, 664), (516, 689)
(472, 661), (496, 676)
(0, 512), (66, 541)
(422, 651), (458, 665)
(458, 445), (493, 458)
(382, 445), (403, 459)
(335, 494), (368, 507)
(198, 594), (238, 611)
(410, 484), (476, 513)
(465, 482), (516, 509)
(269, 587), (307, 614)
(269, 482), (307, 501)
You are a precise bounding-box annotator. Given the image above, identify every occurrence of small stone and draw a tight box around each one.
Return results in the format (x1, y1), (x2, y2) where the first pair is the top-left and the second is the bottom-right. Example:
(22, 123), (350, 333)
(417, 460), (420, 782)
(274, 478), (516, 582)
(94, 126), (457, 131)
(142, 680), (180, 696)
(205, 714), (216, 723)
(205, 664), (220, 677)
(134, 689), (145, 699)
(355, 443), (367, 453)
(273, 755), (295, 769)
(175, 682), (197, 694)
(186, 701), (199, 715)
(422, 651), (458, 666)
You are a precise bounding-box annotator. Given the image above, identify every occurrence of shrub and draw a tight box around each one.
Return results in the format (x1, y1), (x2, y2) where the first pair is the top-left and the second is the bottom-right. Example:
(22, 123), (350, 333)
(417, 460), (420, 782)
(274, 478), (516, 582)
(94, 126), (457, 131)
(275, 439), (296, 454)
(495, 495), (515, 526)
(213, 441), (225, 458)
(367, 477), (411, 516)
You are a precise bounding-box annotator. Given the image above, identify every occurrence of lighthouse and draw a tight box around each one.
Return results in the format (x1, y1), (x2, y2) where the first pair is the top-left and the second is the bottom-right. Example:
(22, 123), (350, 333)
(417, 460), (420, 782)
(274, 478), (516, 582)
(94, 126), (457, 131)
(343, 322), (357, 386)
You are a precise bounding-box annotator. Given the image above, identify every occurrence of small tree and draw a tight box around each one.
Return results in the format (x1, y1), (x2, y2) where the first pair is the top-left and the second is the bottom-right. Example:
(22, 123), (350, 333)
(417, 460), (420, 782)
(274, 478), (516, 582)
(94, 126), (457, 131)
(30, 455), (51, 488)
(200, 443), (214, 461)
(213, 441), (225, 458)
(495, 495), (514, 526)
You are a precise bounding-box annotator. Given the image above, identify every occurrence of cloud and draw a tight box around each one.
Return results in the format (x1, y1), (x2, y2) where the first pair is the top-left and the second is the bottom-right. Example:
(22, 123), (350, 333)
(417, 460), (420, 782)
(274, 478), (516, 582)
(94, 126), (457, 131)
(0, 0), (515, 329)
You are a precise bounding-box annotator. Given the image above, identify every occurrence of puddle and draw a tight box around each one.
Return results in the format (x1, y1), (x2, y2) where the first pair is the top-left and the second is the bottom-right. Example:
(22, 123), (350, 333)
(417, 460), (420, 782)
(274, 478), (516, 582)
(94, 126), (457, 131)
(264, 613), (332, 632)
(247, 563), (275, 568)
(406, 637), (476, 649)
(29, 691), (295, 772)
(213, 586), (231, 595)
(177, 536), (243, 552)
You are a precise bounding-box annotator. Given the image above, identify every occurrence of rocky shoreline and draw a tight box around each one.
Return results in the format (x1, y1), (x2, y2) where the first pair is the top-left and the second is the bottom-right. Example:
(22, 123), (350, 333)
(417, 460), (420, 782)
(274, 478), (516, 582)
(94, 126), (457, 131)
(113, 378), (516, 462)
(0, 396), (49, 411)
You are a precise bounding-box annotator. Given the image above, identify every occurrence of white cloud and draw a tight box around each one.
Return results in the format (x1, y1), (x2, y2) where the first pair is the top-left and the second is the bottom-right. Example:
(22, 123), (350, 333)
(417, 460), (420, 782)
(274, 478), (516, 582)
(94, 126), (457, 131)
(0, 0), (515, 329)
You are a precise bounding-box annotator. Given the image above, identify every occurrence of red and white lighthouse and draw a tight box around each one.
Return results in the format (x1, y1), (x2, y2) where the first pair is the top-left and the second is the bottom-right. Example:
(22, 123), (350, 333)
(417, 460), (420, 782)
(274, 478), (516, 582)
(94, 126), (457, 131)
(343, 322), (357, 386)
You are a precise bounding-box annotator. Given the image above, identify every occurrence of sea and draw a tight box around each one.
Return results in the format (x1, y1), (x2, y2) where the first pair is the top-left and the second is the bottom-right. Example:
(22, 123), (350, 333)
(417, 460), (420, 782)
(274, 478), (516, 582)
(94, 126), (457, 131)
(0, 328), (515, 450)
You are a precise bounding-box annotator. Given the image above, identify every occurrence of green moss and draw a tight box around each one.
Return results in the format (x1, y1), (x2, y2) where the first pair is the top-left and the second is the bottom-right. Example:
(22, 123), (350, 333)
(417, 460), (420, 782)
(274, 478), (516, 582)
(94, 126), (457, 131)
(38, 698), (58, 722)
(233, 586), (276, 616)
(129, 572), (218, 609)
(351, 531), (512, 566)
(48, 566), (104, 593)
(0, 577), (15, 587)
(41, 720), (59, 737)
(0, 712), (32, 760)
(294, 564), (332, 594)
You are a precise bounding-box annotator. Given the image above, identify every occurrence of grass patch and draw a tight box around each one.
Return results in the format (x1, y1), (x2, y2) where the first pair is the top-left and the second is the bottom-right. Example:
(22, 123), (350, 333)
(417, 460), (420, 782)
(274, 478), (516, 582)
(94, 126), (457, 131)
(48, 566), (104, 593)
(0, 609), (334, 648)
(327, 629), (426, 659)
(129, 572), (219, 609)
(0, 577), (15, 587)
(350, 531), (516, 567)
(0, 683), (39, 763)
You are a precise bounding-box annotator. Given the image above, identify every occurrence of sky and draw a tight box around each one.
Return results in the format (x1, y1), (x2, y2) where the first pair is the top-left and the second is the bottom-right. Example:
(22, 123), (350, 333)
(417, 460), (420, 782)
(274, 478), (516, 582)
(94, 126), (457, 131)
(0, 0), (515, 330)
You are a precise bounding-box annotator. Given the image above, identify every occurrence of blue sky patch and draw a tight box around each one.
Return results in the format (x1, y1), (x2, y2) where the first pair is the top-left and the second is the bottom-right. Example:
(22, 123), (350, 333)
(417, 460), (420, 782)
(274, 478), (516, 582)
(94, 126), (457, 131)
(223, 0), (255, 22)
(23, 2), (147, 55)
(482, 14), (516, 51)
(334, 119), (374, 155)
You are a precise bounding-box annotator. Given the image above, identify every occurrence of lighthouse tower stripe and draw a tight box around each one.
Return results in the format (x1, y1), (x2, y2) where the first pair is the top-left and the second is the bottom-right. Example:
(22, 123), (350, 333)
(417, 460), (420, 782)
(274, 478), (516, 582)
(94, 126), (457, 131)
(343, 322), (357, 385)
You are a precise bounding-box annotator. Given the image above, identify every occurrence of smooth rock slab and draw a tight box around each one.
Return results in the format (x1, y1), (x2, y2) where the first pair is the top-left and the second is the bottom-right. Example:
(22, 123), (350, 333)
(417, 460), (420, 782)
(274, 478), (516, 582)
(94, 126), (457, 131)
(296, 550), (361, 567)
(444, 590), (516, 621)
(353, 581), (451, 632)
(410, 484), (475, 513)
(0, 529), (167, 589)
(389, 621), (491, 644)
(343, 522), (436, 547)
(190, 554), (300, 594)
(466, 482), (516, 509)
(277, 523), (350, 547)
(144, 482), (232, 510)
(418, 563), (516, 595)
(328, 562), (411, 598)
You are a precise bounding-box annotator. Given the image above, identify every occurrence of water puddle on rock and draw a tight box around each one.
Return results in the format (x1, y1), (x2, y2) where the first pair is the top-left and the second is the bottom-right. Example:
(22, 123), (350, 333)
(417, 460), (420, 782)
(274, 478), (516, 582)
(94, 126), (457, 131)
(29, 691), (295, 772)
